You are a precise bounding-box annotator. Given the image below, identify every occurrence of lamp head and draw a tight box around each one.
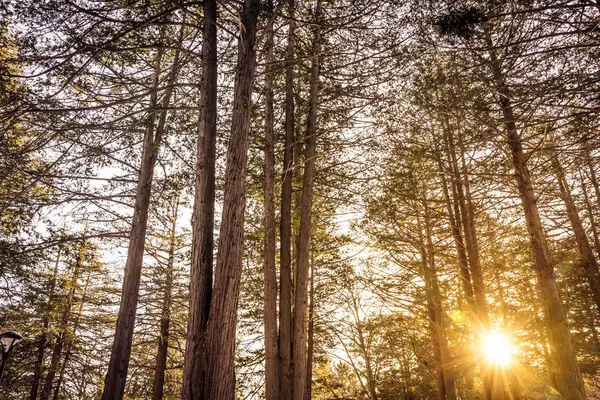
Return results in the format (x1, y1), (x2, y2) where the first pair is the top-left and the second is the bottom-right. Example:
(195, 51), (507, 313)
(0, 331), (23, 354)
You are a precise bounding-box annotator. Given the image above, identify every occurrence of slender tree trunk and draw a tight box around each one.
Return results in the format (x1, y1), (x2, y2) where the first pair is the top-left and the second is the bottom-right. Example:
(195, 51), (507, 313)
(305, 261), (315, 400)
(351, 295), (378, 400)
(435, 150), (475, 314)
(181, 1), (217, 400)
(152, 197), (179, 400)
(52, 272), (91, 400)
(585, 145), (600, 209)
(202, 2), (259, 398)
(422, 204), (457, 400)
(552, 154), (600, 313)
(41, 244), (84, 400)
(579, 169), (600, 257)
(485, 28), (586, 400)
(293, 2), (322, 399)
(30, 248), (60, 400)
(263, 0), (279, 397)
(279, 0), (296, 397)
(102, 29), (182, 398)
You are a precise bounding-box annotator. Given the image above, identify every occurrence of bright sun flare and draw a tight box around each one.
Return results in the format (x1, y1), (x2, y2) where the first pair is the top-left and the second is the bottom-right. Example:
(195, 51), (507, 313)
(481, 331), (514, 367)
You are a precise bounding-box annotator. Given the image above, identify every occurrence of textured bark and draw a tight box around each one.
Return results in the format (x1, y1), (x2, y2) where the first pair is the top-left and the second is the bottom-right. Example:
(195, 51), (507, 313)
(30, 249), (60, 400)
(152, 198), (179, 400)
(292, 3), (321, 399)
(485, 29), (586, 400)
(278, 0), (296, 398)
(41, 245), (83, 400)
(102, 33), (179, 399)
(202, 1), (259, 398)
(552, 154), (600, 314)
(181, 3), (217, 399)
(263, 1), (279, 397)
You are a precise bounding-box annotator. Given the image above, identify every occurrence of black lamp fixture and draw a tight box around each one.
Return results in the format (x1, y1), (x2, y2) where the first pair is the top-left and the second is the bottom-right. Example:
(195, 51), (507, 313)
(0, 330), (23, 383)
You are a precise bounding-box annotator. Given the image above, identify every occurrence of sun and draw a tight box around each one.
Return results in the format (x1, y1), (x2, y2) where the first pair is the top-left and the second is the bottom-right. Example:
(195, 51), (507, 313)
(480, 331), (514, 367)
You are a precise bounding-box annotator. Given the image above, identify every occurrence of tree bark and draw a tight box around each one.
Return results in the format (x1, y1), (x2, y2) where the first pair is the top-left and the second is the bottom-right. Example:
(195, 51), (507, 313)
(202, 1), (259, 398)
(279, 0), (296, 398)
(552, 154), (600, 314)
(263, 0), (279, 397)
(181, 2), (217, 398)
(102, 26), (182, 397)
(579, 169), (600, 257)
(152, 197), (179, 400)
(485, 28), (586, 400)
(292, 2), (322, 399)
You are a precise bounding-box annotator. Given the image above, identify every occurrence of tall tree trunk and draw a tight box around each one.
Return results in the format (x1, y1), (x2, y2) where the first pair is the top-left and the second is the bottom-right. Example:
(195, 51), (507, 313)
(279, 0), (296, 397)
(585, 144), (600, 209)
(485, 28), (586, 400)
(30, 248), (60, 400)
(552, 154), (600, 313)
(579, 169), (600, 257)
(202, 1), (259, 398)
(263, 0), (279, 397)
(420, 204), (457, 400)
(305, 261), (315, 400)
(102, 28), (182, 398)
(435, 149), (476, 314)
(152, 197), (179, 400)
(52, 272), (91, 400)
(292, 2), (322, 399)
(181, 1), (218, 399)
(40, 243), (84, 400)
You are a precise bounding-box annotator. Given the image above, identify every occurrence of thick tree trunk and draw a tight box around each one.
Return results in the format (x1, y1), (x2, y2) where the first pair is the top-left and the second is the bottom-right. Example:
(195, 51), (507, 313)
(102, 32), (181, 398)
(181, 2), (218, 400)
(292, 2), (321, 399)
(485, 29), (586, 400)
(202, 2), (259, 398)
(30, 249), (60, 400)
(152, 197), (179, 400)
(279, 0), (296, 398)
(41, 244), (83, 400)
(263, 1), (279, 397)
(552, 154), (600, 314)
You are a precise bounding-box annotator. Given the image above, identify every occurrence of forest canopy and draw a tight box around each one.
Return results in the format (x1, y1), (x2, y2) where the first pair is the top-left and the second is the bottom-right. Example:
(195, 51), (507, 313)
(1, 0), (600, 399)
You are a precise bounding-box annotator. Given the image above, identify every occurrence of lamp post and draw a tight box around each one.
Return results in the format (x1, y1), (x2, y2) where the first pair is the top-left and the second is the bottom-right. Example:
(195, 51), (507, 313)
(0, 330), (23, 383)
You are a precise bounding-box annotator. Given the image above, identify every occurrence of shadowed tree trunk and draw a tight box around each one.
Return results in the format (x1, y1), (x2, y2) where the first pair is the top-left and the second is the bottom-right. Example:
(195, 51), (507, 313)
(485, 28), (586, 400)
(202, 1), (259, 398)
(263, 0), (279, 397)
(552, 153), (600, 314)
(102, 23), (183, 397)
(293, 2), (322, 399)
(279, 0), (296, 398)
(181, 1), (217, 398)
(152, 196), (179, 400)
